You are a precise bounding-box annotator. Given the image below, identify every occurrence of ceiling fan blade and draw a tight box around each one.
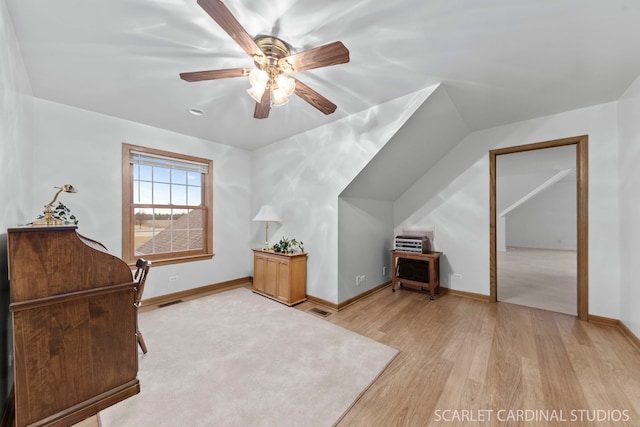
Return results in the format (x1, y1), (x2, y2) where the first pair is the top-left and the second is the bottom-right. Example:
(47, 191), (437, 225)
(278, 41), (349, 73)
(254, 89), (271, 119)
(180, 68), (251, 82)
(293, 78), (337, 115)
(197, 0), (263, 57)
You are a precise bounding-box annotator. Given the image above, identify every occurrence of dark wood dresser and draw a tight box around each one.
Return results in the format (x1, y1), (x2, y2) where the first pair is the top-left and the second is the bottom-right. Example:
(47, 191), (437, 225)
(3, 226), (139, 427)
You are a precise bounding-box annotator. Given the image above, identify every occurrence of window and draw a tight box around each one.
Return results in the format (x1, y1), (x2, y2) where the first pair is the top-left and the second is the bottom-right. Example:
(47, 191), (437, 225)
(122, 143), (213, 266)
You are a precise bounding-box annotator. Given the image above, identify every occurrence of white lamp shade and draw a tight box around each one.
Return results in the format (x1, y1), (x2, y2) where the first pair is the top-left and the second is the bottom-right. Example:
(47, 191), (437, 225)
(247, 84), (266, 103)
(252, 205), (280, 222)
(276, 75), (296, 96)
(271, 88), (288, 106)
(249, 69), (269, 86)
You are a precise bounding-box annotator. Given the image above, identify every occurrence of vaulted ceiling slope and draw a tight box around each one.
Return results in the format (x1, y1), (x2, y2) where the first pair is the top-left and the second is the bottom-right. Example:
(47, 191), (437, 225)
(6, 0), (640, 150)
(341, 84), (469, 201)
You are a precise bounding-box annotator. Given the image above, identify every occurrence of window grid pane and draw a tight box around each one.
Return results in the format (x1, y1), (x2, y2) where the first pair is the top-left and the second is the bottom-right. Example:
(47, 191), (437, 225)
(133, 207), (205, 257)
(172, 169), (187, 185)
(187, 185), (201, 206)
(135, 171), (202, 207)
(171, 185), (187, 206)
(153, 183), (171, 205)
(153, 166), (171, 184)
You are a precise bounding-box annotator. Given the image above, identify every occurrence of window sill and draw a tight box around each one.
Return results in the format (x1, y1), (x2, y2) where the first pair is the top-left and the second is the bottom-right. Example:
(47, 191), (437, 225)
(126, 253), (214, 268)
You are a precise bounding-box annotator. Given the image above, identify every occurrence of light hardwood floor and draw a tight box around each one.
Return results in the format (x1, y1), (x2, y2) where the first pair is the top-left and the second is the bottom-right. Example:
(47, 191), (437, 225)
(498, 247), (577, 315)
(77, 284), (640, 427)
(298, 287), (640, 427)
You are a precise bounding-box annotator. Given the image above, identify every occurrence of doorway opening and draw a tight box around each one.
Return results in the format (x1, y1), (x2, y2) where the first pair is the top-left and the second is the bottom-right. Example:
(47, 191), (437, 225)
(489, 136), (588, 320)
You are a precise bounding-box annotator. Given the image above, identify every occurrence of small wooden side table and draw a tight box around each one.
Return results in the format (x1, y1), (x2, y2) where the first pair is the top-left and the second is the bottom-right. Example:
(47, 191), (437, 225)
(390, 250), (442, 300)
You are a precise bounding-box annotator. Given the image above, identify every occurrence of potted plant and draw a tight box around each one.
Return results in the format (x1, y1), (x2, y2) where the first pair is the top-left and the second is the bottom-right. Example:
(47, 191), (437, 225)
(272, 237), (304, 254)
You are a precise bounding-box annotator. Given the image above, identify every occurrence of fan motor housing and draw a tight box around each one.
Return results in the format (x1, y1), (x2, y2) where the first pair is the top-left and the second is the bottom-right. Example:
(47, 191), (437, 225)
(254, 36), (291, 67)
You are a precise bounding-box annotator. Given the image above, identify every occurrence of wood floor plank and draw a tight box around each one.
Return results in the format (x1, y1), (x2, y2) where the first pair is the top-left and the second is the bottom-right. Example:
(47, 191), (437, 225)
(315, 288), (640, 427)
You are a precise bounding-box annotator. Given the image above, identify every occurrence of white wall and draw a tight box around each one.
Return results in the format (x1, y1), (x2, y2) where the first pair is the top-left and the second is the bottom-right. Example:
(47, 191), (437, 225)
(496, 170), (561, 252)
(338, 197), (393, 302)
(496, 145), (577, 251)
(506, 180), (576, 250)
(1, 0), (33, 405)
(335, 85), (467, 304)
(0, 0), (33, 231)
(618, 74), (640, 338)
(497, 170), (558, 213)
(396, 103), (620, 318)
(31, 99), (252, 299)
(251, 90), (430, 304)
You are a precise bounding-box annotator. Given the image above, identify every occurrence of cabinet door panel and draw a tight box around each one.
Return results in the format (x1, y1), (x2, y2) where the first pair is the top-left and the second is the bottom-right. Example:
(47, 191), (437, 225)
(253, 255), (265, 293)
(264, 258), (278, 297)
(289, 259), (307, 302)
(276, 261), (290, 302)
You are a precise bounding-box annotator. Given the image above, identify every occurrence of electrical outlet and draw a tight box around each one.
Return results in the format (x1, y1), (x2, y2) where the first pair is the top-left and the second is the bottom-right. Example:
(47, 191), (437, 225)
(382, 266), (387, 276)
(452, 273), (463, 280)
(169, 275), (179, 282)
(355, 276), (360, 286)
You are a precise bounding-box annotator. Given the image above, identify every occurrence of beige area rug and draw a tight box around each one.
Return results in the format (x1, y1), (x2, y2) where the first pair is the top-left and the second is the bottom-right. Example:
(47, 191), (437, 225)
(99, 288), (398, 427)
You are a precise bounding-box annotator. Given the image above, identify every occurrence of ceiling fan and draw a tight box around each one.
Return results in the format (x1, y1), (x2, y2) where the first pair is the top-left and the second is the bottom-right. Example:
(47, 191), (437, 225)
(180, 0), (350, 119)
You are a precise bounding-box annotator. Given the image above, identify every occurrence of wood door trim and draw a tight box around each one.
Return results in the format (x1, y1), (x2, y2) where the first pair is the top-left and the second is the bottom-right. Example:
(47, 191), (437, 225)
(489, 135), (588, 320)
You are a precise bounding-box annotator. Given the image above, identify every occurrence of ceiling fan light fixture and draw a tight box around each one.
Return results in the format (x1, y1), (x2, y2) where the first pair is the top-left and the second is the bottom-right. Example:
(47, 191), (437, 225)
(249, 68), (269, 86)
(276, 75), (296, 97)
(181, 1), (350, 118)
(247, 84), (266, 103)
(271, 87), (288, 106)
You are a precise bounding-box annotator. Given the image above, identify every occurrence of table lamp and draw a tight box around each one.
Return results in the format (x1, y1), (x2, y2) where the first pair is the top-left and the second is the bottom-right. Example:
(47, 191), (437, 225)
(33, 184), (78, 226)
(252, 205), (280, 250)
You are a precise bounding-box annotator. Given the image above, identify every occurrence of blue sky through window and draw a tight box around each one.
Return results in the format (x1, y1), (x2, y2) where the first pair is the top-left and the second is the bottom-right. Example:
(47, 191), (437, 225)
(133, 164), (202, 209)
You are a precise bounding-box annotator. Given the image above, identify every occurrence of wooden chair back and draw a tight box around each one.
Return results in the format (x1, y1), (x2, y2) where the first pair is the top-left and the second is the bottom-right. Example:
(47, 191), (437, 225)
(133, 258), (151, 306)
(133, 258), (151, 353)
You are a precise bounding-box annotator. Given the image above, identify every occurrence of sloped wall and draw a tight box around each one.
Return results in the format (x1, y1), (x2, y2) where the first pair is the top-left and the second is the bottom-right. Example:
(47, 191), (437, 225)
(342, 84), (469, 202)
(251, 89), (432, 304)
(337, 84), (470, 302)
(395, 103), (620, 318)
(496, 145), (576, 251)
(506, 179), (576, 250)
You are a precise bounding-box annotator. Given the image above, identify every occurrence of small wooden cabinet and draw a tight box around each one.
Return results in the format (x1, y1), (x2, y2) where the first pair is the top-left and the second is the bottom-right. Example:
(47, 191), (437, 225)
(252, 249), (307, 306)
(390, 250), (442, 300)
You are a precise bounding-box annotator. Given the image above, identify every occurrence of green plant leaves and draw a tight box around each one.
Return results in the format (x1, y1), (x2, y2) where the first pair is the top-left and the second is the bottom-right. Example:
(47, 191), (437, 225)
(272, 236), (304, 253)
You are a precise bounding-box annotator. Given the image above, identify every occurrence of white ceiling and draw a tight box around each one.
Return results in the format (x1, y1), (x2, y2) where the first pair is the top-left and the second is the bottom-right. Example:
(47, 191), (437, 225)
(6, 0), (640, 150)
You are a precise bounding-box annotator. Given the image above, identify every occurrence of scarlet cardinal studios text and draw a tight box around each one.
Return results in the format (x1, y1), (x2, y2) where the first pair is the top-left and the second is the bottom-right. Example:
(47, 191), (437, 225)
(433, 409), (630, 423)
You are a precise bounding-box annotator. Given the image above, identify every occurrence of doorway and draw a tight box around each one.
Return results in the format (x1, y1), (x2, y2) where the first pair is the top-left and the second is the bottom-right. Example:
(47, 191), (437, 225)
(489, 136), (588, 320)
